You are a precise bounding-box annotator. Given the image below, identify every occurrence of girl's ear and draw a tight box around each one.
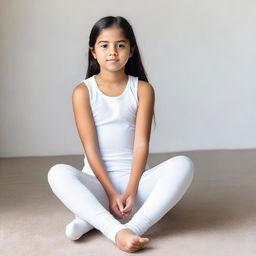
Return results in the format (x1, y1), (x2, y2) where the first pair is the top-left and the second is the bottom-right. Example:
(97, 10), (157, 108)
(129, 47), (135, 58)
(90, 46), (97, 59)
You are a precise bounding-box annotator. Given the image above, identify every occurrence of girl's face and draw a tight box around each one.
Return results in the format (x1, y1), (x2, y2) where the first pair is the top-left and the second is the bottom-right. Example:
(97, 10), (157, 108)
(90, 26), (134, 73)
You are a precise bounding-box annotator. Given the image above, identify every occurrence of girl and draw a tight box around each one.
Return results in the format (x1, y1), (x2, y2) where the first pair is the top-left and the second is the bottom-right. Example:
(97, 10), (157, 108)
(48, 16), (194, 253)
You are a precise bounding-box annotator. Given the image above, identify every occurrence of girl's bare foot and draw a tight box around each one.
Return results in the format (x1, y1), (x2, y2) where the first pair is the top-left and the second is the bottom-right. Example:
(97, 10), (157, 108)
(115, 228), (150, 253)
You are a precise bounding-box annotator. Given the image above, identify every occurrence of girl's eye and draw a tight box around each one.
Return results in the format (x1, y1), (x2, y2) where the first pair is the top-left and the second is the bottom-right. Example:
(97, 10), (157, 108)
(100, 44), (125, 48)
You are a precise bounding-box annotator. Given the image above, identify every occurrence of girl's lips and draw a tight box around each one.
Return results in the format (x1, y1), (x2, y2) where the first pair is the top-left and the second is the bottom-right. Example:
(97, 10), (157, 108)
(107, 59), (119, 62)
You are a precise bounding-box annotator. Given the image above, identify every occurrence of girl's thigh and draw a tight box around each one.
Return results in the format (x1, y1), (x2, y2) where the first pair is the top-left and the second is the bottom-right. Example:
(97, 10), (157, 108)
(55, 164), (111, 209)
(118, 156), (188, 210)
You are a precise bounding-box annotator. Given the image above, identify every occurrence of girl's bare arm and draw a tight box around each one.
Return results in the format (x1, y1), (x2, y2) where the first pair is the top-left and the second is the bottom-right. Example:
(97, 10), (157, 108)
(125, 81), (155, 195)
(72, 83), (117, 198)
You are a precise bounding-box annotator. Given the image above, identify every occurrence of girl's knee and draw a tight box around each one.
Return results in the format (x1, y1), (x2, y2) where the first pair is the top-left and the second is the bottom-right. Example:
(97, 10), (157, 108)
(47, 164), (70, 184)
(178, 155), (194, 181)
(167, 155), (194, 177)
(175, 155), (194, 167)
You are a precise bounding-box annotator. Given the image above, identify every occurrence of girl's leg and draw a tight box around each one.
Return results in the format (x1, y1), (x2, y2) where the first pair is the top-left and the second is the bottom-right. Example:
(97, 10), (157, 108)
(65, 171), (127, 240)
(47, 164), (127, 243)
(119, 155), (194, 236)
(65, 214), (94, 240)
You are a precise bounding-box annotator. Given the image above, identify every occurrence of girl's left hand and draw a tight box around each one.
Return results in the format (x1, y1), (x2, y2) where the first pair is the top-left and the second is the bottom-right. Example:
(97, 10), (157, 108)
(120, 192), (136, 217)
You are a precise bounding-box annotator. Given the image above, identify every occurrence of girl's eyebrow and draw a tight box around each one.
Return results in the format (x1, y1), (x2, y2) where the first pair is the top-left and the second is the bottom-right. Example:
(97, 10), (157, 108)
(97, 40), (127, 44)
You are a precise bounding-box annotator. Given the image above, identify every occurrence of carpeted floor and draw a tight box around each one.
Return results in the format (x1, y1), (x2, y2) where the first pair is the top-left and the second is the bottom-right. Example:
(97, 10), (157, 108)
(0, 149), (255, 256)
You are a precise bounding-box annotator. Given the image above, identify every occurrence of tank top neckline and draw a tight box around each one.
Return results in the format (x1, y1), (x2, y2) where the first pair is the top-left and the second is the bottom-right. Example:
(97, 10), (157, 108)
(92, 75), (130, 99)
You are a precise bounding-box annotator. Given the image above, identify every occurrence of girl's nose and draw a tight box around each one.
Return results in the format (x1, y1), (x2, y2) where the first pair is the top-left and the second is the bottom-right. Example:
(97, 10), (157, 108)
(109, 46), (118, 55)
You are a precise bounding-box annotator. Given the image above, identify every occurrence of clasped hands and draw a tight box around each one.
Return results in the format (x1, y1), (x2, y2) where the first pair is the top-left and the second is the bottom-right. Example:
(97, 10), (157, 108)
(109, 192), (136, 219)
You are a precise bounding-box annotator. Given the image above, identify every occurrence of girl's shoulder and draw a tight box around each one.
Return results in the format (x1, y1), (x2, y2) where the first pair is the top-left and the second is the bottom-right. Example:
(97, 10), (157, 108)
(73, 80), (89, 91)
(73, 75), (94, 93)
(72, 81), (90, 101)
(137, 79), (155, 101)
(137, 79), (153, 87)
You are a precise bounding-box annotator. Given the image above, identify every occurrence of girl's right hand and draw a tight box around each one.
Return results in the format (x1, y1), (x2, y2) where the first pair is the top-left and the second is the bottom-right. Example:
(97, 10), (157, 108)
(108, 193), (126, 219)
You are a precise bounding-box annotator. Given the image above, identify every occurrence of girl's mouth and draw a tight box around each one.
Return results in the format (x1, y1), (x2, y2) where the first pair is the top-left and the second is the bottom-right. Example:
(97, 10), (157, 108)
(107, 59), (119, 62)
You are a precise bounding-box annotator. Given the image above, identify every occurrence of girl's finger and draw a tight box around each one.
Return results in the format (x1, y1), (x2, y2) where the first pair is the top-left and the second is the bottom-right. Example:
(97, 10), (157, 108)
(123, 204), (131, 212)
(114, 204), (122, 214)
(117, 202), (124, 212)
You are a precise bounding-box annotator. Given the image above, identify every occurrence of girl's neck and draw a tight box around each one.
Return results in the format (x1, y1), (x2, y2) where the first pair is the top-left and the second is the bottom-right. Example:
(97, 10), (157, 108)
(95, 70), (128, 86)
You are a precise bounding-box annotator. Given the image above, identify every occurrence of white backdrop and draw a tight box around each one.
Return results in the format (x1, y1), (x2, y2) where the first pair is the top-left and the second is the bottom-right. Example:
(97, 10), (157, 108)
(0, 0), (255, 157)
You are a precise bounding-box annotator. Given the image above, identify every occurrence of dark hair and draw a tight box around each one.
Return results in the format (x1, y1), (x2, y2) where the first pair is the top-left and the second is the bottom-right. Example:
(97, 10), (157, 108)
(85, 16), (156, 129)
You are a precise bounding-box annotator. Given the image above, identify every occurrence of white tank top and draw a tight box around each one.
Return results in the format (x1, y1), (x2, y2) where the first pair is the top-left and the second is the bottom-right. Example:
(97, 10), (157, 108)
(80, 74), (150, 176)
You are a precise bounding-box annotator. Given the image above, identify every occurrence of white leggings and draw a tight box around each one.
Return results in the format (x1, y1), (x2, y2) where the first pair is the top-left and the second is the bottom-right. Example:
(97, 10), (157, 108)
(47, 155), (194, 243)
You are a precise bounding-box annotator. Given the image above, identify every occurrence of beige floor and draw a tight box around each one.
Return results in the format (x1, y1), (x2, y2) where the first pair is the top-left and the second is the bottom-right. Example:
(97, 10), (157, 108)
(0, 149), (255, 256)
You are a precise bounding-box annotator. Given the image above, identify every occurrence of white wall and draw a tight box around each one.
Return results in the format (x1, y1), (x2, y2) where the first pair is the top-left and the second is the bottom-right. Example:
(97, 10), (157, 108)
(0, 0), (255, 157)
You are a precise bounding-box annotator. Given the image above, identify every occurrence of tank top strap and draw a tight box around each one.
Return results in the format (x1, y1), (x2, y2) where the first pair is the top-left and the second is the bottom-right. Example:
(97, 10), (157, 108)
(81, 76), (97, 108)
(128, 75), (139, 105)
